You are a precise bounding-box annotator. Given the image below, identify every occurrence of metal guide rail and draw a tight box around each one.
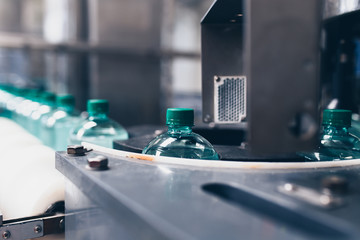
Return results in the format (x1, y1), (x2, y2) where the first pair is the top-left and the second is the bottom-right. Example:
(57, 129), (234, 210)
(0, 211), (64, 239)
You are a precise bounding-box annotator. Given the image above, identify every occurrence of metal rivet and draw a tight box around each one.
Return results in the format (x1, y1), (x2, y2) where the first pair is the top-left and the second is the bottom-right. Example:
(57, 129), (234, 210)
(34, 225), (42, 234)
(2, 231), (10, 239)
(87, 155), (109, 170)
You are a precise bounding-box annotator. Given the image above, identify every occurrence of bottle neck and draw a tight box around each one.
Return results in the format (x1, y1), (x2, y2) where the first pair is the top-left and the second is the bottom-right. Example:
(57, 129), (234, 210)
(167, 125), (192, 135)
(322, 124), (349, 136)
(88, 112), (108, 120)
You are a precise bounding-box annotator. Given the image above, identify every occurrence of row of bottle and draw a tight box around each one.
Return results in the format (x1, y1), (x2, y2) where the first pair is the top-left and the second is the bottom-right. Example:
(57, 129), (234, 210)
(0, 85), (129, 150)
(144, 108), (360, 161)
(0, 87), (220, 160)
(2, 84), (359, 161)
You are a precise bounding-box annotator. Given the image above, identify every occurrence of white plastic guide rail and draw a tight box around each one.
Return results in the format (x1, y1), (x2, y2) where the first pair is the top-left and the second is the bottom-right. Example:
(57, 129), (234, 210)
(82, 142), (360, 170)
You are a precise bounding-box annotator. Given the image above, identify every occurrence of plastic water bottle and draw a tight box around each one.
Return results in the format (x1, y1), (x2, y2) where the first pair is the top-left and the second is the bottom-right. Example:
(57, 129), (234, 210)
(21, 89), (41, 131)
(51, 95), (80, 151)
(0, 85), (13, 118)
(142, 108), (219, 160)
(29, 92), (56, 136)
(10, 88), (27, 124)
(40, 94), (78, 149)
(2, 86), (18, 120)
(300, 109), (360, 161)
(69, 99), (128, 148)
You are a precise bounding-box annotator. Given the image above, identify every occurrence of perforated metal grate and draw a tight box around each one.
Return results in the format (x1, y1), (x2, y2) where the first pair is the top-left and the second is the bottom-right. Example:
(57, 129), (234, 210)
(214, 76), (246, 123)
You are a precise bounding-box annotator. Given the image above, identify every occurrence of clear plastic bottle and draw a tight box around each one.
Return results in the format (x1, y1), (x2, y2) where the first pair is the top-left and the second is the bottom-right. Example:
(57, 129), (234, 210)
(0, 85), (12, 118)
(11, 88), (27, 124)
(40, 94), (78, 149)
(29, 92), (56, 136)
(69, 99), (128, 148)
(300, 109), (360, 161)
(22, 89), (41, 131)
(5, 87), (24, 121)
(50, 95), (80, 151)
(142, 108), (219, 160)
(39, 93), (60, 145)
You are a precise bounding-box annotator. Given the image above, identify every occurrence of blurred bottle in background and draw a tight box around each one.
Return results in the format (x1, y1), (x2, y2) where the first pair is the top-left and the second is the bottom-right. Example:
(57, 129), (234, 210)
(0, 85), (13, 118)
(52, 94), (80, 151)
(17, 88), (41, 130)
(29, 91), (56, 136)
(69, 99), (128, 148)
(8, 87), (26, 123)
(40, 94), (78, 149)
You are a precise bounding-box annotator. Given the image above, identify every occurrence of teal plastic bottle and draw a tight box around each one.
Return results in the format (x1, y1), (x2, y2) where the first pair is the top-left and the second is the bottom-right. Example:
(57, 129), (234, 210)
(13, 88), (29, 125)
(22, 89), (41, 131)
(0, 85), (12, 118)
(5, 87), (25, 121)
(30, 92), (56, 136)
(300, 109), (360, 161)
(52, 95), (80, 151)
(69, 99), (128, 148)
(142, 108), (219, 160)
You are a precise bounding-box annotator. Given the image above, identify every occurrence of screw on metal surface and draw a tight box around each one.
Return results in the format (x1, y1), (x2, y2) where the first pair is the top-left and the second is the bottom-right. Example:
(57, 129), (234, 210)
(321, 175), (348, 194)
(283, 183), (297, 192)
(215, 76), (221, 82)
(2, 231), (10, 239)
(204, 114), (211, 123)
(87, 155), (109, 170)
(34, 225), (42, 234)
(67, 145), (86, 156)
(319, 195), (332, 206)
(59, 218), (65, 230)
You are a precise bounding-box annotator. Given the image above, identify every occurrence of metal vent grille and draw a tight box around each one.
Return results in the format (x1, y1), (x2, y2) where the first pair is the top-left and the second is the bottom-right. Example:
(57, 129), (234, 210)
(214, 76), (246, 123)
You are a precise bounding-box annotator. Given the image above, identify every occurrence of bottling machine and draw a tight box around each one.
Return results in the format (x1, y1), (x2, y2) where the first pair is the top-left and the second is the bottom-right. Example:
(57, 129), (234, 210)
(19, 0), (360, 239)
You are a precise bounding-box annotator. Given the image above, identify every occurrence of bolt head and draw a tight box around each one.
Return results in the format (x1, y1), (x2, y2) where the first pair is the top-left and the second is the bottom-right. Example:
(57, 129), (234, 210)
(67, 145), (85, 155)
(87, 155), (109, 170)
(2, 230), (10, 239)
(34, 225), (42, 234)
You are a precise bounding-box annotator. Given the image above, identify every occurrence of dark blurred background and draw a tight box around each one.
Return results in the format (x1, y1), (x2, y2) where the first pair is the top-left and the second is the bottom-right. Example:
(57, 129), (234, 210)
(0, 0), (213, 126)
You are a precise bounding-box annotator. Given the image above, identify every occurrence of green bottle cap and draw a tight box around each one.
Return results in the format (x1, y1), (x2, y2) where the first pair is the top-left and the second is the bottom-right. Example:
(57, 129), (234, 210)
(42, 92), (56, 104)
(27, 89), (41, 101)
(322, 109), (352, 127)
(57, 94), (75, 107)
(166, 108), (194, 126)
(87, 99), (109, 114)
